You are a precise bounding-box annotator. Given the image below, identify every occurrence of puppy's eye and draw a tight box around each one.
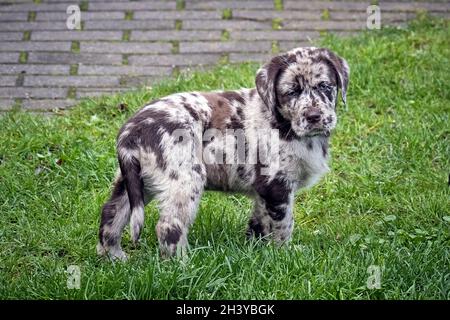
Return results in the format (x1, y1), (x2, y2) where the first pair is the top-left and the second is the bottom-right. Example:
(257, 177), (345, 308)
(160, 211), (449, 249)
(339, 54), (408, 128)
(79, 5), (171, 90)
(318, 82), (331, 91)
(287, 86), (302, 97)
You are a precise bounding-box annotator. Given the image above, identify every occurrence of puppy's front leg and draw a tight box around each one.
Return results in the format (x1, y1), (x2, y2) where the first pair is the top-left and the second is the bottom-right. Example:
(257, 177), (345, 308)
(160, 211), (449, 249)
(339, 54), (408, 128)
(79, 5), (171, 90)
(270, 199), (294, 244)
(248, 183), (294, 243)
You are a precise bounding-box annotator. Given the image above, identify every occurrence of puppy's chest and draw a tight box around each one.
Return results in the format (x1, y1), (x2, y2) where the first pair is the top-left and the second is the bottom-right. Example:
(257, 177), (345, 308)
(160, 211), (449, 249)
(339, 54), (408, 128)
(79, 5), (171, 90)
(278, 138), (330, 189)
(203, 138), (330, 192)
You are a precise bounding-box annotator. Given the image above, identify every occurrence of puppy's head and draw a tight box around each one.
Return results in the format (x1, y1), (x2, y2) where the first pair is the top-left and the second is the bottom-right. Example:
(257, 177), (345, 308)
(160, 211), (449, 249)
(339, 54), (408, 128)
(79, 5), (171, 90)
(256, 47), (349, 138)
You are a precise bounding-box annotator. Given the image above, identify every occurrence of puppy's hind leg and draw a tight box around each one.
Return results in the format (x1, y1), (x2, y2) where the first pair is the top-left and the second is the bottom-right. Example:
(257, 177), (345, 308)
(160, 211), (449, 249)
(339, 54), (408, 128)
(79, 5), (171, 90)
(156, 165), (205, 258)
(97, 173), (130, 261)
(119, 155), (145, 245)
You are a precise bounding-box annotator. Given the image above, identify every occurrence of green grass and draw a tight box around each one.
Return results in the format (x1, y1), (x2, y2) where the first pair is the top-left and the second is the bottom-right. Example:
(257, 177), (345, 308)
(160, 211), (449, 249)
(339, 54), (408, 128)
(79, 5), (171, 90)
(0, 18), (449, 299)
(19, 52), (28, 64)
(274, 0), (284, 11)
(272, 18), (283, 30)
(222, 8), (232, 20)
(322, 9), (331, 21)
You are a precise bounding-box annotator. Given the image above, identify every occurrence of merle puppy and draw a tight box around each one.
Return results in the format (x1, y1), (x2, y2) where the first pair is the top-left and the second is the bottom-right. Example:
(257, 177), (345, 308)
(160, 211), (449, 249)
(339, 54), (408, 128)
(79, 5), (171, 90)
(97, 47), (349, 260)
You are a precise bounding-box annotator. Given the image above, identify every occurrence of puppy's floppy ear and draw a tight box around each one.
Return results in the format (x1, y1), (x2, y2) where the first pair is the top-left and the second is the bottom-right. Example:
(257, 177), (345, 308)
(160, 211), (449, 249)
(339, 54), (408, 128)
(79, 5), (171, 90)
(255, 54), (288, 112)
(323, 49), (350, 106)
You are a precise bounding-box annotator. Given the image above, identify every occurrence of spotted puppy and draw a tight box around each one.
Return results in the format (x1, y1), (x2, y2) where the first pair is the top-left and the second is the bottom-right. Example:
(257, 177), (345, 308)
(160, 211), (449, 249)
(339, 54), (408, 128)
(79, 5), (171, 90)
(97, 47), (349, 260)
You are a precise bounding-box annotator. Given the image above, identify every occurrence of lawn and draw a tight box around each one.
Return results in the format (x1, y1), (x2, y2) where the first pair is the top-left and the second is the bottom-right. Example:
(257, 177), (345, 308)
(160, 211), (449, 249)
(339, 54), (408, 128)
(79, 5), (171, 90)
(0, 17), (449, 300)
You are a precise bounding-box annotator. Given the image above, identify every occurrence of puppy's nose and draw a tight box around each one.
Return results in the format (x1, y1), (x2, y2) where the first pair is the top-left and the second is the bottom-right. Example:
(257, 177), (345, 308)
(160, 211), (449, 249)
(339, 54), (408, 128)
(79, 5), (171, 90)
(305, 108), (322, 124)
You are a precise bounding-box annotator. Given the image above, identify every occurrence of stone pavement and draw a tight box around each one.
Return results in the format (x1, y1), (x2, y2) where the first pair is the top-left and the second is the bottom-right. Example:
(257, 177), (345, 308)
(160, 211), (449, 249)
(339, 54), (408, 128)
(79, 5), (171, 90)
(0, 0), (448, 112)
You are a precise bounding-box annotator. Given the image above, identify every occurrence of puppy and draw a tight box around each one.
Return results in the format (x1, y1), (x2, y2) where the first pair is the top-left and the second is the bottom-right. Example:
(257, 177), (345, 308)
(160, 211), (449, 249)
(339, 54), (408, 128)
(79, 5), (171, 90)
(97, 47), (349, 260)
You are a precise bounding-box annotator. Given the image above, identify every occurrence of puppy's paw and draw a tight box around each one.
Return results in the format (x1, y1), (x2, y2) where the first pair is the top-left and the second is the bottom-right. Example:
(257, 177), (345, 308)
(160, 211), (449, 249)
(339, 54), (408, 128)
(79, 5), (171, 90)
(109, 250), (128, 262)
(97, 242), (128, 262)
(96, 242), (107, 256)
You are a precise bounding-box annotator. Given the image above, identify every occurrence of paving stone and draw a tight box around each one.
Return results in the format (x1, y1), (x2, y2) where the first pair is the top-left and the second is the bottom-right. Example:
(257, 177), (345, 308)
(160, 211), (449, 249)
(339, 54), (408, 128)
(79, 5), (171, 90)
(0, 3), (80, 12)
(0, 64), (70, 75)
(31, 31), (123, 41)
(430, 12), (450, 19)
(36, 11), (126, 21)
(232, 10), (323, 21)
(58, 0), (127, 1)
(278, 41), (318, 52)
(182, 20), (272, 30)
(84, 20), (174, 30)
(180, 41), (272, 53)
(0, 76), (18, 86)
(24, 75), (120, 87)
(1, 0), (35, 2)
(0, 0), (447, 114)
(79, 0), (131, 1)
(229, 52), (273, 63)
(0, 32), (24, 41)
(132, 30), (222, 41)
(230, 30), (320, 41)
(0, 21), (68, 31)
(325, 31), (360, 38)
(80, 42), (172, 54)
(283, 20), (367, 31)
(234, 10), (412, 22)
(0, 52), (20, 63)
(128, 54), (222, 67)
(284, 1), (447, 12)
(28, 52), (123, 65)
(22, 99), (77, 110)
(78, 65), (172, 76)
(120, 76), (166, 87)
(0, 87), (68, 99)
(0, 99), (15, 110)
(326, 11), (409, 22)
(284, 1), (371, 11)
(0, 41), (72, 52)
(89, 1), (176, 11)
(134, 10), (222, 20)
(379, 1), (450, 12)
(185, 0), (274, 9)
(0, 12), (28, 21)
(76, 88), (127, 99)
(72, 0), (126, 1)
(178, 64), (218, 75)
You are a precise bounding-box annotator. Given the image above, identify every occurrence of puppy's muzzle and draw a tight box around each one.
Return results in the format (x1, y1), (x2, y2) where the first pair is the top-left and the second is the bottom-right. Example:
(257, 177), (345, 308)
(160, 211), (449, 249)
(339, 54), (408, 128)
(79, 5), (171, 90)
(305, 108), (322, 124)
(301, 107), (330, 137)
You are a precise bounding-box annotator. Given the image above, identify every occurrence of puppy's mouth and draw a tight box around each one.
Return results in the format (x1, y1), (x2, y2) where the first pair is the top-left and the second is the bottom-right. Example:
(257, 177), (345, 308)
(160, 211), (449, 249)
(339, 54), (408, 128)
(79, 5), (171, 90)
(291, 120), (333, 139)
(301, 126), (331, 138)
(305, 129), (330, 137)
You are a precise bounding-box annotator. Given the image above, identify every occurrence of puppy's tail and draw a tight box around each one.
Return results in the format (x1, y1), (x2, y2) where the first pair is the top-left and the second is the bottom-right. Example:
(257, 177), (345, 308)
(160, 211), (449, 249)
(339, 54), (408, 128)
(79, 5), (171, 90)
(118, 152), (145, 244)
